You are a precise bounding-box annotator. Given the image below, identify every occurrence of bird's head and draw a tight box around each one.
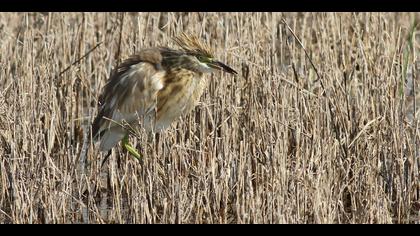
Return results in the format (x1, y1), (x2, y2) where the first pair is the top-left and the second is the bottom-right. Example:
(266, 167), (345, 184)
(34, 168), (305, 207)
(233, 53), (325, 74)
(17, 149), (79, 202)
(172, 33), (237, 75)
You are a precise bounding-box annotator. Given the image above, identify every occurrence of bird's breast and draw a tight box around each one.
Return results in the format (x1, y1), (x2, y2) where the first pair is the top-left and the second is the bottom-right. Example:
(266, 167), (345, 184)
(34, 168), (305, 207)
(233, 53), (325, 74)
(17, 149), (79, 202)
(154, 73), (207, 131)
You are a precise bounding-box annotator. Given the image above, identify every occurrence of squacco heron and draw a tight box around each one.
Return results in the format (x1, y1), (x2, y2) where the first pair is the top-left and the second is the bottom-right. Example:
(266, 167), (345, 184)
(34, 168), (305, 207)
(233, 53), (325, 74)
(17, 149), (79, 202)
(91, 34), (237, 160)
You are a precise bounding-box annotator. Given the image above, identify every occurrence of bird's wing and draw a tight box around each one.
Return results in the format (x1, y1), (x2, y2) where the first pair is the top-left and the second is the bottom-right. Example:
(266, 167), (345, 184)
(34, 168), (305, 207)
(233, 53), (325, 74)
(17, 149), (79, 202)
(92, 48), (165, 140)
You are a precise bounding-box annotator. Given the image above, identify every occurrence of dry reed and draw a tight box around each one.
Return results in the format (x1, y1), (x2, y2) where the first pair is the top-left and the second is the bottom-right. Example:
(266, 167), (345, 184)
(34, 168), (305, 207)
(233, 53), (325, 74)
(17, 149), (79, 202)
(0, 12), (419, 223)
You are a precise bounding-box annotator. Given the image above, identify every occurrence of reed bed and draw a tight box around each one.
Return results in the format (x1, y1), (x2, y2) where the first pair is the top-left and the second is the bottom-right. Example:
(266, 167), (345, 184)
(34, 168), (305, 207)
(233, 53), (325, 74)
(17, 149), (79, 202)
(0, 12), (419, 223)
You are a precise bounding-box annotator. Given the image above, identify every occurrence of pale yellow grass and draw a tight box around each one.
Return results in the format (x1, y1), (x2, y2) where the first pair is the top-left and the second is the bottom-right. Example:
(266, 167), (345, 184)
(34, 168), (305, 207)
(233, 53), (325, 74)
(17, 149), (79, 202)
(0, 12), (419, 223)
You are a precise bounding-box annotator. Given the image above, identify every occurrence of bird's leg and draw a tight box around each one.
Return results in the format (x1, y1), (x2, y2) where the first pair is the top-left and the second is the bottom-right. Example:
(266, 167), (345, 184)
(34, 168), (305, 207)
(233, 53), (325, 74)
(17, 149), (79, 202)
(100, 150), (113, 168)
(122, 134), (142, 161)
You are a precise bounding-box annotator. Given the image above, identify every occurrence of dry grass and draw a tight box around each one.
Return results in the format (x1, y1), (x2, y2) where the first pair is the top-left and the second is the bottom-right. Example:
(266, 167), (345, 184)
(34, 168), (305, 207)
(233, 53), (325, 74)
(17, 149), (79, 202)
(0, 12), (419, 224)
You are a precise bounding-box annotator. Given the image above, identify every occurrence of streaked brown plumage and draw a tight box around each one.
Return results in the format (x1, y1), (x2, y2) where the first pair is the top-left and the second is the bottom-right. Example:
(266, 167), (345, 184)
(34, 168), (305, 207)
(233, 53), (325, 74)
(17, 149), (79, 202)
(92, 34), (237, 154)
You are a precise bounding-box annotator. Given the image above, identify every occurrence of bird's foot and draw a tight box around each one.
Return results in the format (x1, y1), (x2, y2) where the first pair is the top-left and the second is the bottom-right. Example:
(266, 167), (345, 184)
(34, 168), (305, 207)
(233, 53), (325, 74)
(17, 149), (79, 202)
(122, 135), (142, 161)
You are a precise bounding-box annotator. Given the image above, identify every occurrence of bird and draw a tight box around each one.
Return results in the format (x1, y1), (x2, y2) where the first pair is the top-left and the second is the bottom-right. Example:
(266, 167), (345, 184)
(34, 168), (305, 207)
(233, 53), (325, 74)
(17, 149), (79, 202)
(91, 33), (237, 161)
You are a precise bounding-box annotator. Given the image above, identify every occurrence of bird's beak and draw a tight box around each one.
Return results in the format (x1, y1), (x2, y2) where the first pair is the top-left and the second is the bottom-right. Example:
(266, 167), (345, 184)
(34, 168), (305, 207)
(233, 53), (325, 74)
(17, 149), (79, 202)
(209, 60), (238, 75)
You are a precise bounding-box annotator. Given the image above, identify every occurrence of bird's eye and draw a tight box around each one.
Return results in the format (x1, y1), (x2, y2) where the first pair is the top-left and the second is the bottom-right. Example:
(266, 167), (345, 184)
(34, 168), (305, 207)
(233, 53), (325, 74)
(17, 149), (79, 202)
(197, 55), (209, 62)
